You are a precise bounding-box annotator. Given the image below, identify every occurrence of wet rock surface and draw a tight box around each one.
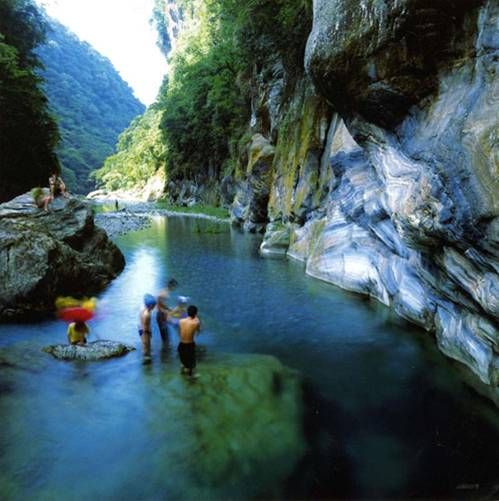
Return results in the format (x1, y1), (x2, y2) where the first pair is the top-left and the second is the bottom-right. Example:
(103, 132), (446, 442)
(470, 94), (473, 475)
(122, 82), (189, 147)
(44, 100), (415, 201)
(43, 340), (135, 361)
(231, 1), (498, 395)
(154, 353), (306, 498)
(0, 193), (125, 320)
(231, 134), (275, 233)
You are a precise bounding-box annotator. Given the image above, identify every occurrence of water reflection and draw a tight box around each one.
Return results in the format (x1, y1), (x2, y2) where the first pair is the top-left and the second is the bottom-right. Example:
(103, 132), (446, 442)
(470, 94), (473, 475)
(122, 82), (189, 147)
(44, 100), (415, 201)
(0, 217), (498, 499)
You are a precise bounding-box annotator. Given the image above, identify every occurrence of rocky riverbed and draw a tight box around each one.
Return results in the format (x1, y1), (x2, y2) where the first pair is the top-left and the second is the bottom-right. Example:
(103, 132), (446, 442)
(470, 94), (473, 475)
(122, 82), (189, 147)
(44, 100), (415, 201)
(93, 201), (229, 238)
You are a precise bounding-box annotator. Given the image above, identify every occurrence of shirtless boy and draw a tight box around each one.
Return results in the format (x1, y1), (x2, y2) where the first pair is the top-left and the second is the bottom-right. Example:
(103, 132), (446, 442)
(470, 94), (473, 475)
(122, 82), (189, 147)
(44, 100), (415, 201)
(156, 278), (178, 341)
(178, 305), (201, 376)
(139, 294), (157, 360)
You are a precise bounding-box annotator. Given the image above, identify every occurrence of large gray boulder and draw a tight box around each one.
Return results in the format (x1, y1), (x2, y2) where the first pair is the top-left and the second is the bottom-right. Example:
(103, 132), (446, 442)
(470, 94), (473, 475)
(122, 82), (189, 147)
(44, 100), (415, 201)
(0, 193), (125, 320)
(305, 0), (482, 127)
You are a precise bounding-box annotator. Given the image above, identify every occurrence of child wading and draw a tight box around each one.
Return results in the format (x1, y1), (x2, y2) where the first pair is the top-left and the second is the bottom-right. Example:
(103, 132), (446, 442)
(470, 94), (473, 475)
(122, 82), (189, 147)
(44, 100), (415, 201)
(178, 305), (201, 376)
(139, 294), (156, 362)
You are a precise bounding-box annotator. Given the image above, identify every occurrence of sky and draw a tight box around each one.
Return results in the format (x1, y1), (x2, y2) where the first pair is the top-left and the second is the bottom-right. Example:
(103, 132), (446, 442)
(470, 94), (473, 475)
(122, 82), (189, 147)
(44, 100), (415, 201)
(37, 0), (167, 105)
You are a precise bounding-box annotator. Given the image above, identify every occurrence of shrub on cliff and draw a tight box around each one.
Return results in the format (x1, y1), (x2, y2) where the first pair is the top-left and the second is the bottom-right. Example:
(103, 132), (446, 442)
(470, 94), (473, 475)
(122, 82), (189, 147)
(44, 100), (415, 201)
(156, 0), (311, 181)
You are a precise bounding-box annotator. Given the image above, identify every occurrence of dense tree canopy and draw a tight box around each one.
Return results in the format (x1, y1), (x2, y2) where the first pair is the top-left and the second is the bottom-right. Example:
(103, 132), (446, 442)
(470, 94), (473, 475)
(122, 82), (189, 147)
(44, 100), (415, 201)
(0, 0), (60, 202)
(35, 19), (145, 193)
(93, 104), (166, 191)
(157, 0), (311, 180)
(95, 0), (312, 192)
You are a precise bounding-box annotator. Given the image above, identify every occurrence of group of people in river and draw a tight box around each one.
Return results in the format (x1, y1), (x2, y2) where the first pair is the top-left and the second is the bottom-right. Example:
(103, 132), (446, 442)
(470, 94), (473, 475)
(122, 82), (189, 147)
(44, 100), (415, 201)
(33, 171), (68, 210)
(139, 278), (201, 375)
(64, 277), (202, 376)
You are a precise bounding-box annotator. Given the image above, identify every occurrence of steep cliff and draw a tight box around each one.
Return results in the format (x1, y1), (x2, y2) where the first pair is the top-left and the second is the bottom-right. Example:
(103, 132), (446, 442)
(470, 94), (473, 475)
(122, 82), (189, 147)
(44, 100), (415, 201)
(233, 0), (498, 396)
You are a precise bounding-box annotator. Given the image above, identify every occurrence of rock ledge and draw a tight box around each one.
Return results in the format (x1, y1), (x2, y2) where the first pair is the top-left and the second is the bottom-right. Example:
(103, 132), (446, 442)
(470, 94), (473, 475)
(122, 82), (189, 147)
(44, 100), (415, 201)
(0, 193), (125, 320)
(43, 340), (135, 360)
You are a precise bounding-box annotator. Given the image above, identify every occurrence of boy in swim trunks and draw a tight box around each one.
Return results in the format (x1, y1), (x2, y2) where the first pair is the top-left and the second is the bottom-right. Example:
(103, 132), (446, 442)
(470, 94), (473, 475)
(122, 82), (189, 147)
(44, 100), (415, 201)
(178, 305), (201, 376)
(67, 321), (89, 346)
(156, 278), (178, 341)
(139, 294), (157, 360)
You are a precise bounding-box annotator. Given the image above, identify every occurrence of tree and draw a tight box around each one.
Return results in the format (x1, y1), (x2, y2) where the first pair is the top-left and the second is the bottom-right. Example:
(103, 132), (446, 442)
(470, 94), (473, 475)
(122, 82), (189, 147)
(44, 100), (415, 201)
(0, 0), (60, 202)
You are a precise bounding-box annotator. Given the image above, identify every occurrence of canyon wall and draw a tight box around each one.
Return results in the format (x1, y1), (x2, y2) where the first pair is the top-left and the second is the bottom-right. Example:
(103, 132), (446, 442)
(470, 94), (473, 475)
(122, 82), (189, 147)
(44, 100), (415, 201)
(230, 0), (498, 396)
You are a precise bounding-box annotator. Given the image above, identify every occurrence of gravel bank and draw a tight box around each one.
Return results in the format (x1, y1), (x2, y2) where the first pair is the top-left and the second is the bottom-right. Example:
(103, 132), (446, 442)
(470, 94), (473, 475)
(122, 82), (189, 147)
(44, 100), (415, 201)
(94, 204), (229, 238)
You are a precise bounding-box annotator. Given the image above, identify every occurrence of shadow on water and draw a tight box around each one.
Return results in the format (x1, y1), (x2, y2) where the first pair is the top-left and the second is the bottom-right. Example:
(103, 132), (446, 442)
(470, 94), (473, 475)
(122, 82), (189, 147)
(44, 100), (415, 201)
(285, 380), (354, 499)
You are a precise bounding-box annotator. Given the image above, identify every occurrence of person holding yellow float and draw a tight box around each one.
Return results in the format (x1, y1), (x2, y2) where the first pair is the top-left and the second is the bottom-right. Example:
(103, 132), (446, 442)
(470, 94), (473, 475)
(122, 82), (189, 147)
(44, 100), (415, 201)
(56, 296), (97, 346)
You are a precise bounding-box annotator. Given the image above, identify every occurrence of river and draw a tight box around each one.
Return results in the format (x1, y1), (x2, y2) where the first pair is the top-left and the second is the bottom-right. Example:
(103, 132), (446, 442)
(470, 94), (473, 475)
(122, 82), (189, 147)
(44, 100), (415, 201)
(1, 216), (498, 499)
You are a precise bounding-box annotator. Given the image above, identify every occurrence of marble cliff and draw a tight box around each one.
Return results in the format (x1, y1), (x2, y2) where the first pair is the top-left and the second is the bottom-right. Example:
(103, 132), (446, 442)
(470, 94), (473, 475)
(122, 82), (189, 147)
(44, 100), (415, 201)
(230, 1), (498, 395)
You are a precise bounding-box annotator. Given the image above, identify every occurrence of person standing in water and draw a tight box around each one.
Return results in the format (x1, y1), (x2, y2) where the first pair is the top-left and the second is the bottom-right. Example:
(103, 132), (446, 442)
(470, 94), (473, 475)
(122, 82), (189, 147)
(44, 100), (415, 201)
(139, 294), (157, 361)
(178, 305), (201, 376)
(156, 278), (178, 342)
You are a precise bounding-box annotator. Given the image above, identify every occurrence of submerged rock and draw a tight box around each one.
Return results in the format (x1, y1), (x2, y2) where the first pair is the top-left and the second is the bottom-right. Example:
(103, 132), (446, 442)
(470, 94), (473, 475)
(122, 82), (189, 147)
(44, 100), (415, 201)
(149, 353), (307, 499)
(43, 340), (135, 360)
(0, 193), (125, 320)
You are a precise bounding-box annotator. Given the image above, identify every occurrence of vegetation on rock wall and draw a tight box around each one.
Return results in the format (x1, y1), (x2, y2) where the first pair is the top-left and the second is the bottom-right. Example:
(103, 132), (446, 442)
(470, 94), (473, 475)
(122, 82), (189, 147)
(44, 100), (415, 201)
(95, 0), (312, 193)
(35, 19), (145, 193)
(93, 104), (165, 191)
(0, 0), (60, 202)
(158, 0), (312, 181)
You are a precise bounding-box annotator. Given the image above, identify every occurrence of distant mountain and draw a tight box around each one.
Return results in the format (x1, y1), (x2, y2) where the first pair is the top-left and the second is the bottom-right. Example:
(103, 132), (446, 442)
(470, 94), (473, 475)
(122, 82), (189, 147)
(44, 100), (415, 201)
(35, 19), (145, 193)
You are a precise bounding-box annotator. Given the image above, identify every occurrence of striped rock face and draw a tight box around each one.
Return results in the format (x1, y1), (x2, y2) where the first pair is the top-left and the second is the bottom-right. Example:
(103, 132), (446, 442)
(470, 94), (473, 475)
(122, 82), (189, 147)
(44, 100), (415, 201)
(256, 1), (498, 397)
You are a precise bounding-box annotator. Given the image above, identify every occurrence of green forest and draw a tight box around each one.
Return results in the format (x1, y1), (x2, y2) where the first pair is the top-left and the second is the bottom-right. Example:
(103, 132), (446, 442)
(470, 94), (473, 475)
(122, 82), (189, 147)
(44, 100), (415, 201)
(0, 0), (59, 202)
(94, 0), (311, 192)
(35, 19), (144, 193)
(0, 0), (144, 200)
(0, 0), (311, 199)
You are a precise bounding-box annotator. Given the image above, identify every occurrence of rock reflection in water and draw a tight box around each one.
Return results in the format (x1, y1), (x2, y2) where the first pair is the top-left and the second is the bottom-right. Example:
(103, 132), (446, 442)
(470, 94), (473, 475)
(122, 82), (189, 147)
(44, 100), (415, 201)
(0, 348), (308, 500)
(147, 353), (306, 499)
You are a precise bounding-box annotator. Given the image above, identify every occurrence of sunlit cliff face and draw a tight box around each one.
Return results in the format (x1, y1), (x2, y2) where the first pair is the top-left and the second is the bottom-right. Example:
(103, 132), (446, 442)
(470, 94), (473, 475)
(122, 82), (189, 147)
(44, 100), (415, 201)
(305, 0), (482, 127)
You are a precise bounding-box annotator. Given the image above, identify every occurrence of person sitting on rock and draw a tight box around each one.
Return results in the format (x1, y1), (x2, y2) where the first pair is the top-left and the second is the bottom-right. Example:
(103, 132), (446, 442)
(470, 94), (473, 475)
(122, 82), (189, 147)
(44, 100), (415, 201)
(139, 294), (156, 362)
(31, 187), (53, 211)
(67, 321), (89, 346)
(178, 305), (201, 376)
(49, 172), (68, 198)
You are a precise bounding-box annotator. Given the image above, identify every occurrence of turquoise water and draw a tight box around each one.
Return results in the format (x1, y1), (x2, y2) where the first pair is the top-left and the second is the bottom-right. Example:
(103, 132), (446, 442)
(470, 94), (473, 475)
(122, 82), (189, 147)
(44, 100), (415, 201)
(1, 216), (498, 499)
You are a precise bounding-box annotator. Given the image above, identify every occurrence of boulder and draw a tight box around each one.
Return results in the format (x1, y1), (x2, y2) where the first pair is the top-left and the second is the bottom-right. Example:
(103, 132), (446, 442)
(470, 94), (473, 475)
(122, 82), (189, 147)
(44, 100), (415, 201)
(148, 353), (306, 499)
(305, 0), (482, 127)
(43, 340), (135, 361)
(0, 193), (125, 320)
